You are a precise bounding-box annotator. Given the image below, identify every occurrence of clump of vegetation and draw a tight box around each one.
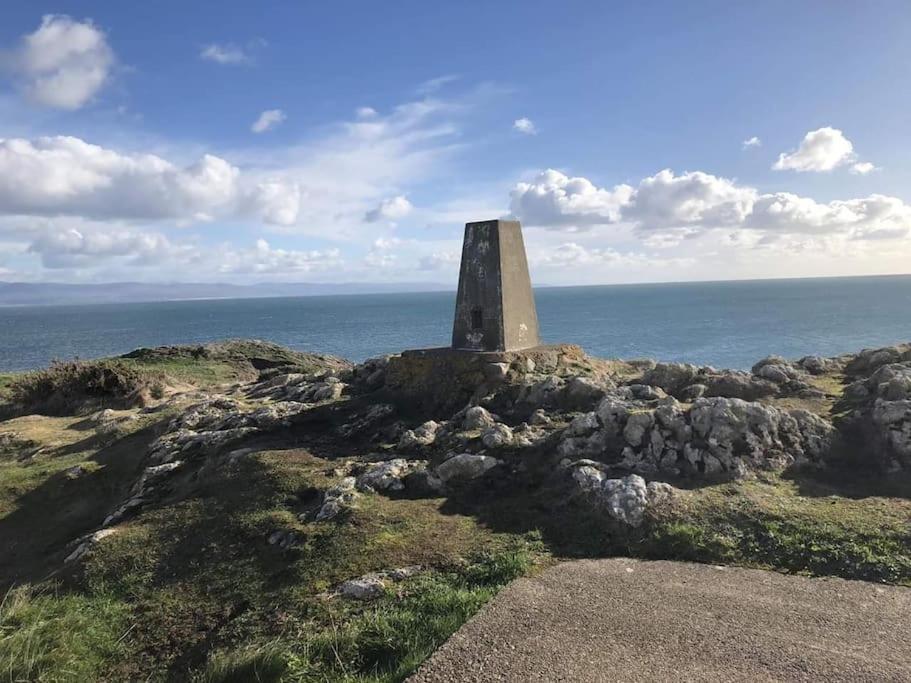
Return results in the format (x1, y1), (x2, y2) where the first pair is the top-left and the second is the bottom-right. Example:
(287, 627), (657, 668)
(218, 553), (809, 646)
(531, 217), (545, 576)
(636, 474), (911, 585)
(0, 585), (130, 682)
(121, 339), (351, 386)
(3, 359), (166, 417)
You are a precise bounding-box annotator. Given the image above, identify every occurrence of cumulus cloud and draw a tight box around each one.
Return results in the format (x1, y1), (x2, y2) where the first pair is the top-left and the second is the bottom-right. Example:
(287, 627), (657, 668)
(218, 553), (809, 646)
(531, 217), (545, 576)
(509, 167), (911, 244)
(529, 242), (695, 270)
(742, 136), (761, 149)
(509, 169), (634, 228)
(6, 15), (114, 109)
(251, 109), (286, 133)
(0, 88), (471, 241)
(364, 195), (413, 222)
(850, 161), (878, 175)
(219, 239), (341, 274)
(356, 106), (377, 119)
(28, 226), (180, 268)
(626, 169), (756, 230)
(200, 43), (249, 64)
(19, 219), (343, 277)
(513, 117), (536, 135)
(773, 127), (857, 172)
(0, 136), (241, 222)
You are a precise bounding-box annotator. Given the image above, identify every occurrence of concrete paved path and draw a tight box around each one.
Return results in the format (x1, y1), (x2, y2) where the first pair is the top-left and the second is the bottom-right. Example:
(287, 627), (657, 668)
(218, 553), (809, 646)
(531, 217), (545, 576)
(410, 558), (911, 682)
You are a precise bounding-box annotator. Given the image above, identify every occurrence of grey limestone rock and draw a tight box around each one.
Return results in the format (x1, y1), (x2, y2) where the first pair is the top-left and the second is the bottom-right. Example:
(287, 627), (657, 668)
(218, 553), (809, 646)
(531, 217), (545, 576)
(435, 453), (503, 484)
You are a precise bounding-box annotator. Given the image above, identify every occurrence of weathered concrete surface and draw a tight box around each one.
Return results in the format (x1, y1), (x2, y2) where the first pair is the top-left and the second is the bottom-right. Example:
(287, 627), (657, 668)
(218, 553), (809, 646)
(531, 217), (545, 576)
(384, 344), (596, 414)
(410, 558), (911, 682)
(452, 219), (540, 352)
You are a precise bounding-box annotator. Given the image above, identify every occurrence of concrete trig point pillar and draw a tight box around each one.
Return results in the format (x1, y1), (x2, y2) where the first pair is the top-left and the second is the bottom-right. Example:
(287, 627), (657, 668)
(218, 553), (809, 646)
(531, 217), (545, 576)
(451, 219), (541, 351)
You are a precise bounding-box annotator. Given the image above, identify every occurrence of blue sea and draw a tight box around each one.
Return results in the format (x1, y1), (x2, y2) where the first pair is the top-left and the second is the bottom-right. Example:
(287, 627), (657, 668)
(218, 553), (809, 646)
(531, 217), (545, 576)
(1, 275), (910, 373)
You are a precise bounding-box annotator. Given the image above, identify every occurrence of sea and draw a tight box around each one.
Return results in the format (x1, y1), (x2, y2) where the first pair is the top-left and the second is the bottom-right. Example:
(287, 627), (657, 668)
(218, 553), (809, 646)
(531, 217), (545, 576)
(1, 275), (910, 373)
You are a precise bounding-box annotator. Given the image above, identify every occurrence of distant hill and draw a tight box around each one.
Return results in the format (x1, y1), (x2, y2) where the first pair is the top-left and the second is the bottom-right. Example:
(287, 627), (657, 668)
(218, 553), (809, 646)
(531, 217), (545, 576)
(0, 281), (453, 306)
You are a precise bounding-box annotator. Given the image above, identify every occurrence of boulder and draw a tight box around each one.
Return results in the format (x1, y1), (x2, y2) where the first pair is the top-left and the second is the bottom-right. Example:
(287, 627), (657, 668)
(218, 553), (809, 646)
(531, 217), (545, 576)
(356, 459), (425, 492)
(337, 574), (386, 600)
(641, 363), (701, 394)
(435, 453), (503, 484)
(481, 423), (514, 449)
(315, 477), (358, 521)
(570, 469), (677, 527)
(463, 406), (496, 431)
(559, 376), (610, 410)
(701, 371), (779, 400)
(679, 383), (707, 401)
(398, 420), (441, 449)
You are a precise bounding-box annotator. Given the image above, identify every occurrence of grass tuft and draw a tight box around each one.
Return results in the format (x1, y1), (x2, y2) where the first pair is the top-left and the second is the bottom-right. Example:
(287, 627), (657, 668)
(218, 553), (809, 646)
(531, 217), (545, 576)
(4, 359), (165, 416)
(0, 584), (130, 682)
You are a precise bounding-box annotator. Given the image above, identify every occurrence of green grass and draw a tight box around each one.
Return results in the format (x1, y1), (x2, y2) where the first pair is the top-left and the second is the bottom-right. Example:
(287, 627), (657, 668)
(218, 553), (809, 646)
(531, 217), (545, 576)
(195, 550), (533, 683)
(0, 585), (130, 683)
(0, 376), (15, 404)
(637, 474), (911, 584)
(61, 448), (526, 680)
(2, 359), (166, 417)
(117, 356), (255, 389)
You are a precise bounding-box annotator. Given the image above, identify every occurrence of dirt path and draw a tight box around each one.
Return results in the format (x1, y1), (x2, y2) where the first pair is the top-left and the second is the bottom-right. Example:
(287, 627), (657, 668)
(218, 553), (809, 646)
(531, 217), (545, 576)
(410, 558), (911, 682)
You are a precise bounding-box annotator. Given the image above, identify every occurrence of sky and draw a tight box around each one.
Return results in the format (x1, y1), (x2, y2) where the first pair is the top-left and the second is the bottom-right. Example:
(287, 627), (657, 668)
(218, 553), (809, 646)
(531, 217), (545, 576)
(1, 1), (910, 287)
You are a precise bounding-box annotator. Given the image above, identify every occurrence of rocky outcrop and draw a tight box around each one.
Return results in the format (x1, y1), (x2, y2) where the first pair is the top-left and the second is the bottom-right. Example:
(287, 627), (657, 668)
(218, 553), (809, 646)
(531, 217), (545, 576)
(568, 468), (678, 527)
(841, 359), (911, 470)
(246, 373), (346, 403)
(148, 398), (312, 464)
(559, 393), (836, 478)
(398, 421), (441, 449)
(844, 344), (911, 377)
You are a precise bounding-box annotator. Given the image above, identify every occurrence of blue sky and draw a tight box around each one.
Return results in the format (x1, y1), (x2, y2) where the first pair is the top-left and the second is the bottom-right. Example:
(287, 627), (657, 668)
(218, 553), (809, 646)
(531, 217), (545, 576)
(1, 1), (910, 285)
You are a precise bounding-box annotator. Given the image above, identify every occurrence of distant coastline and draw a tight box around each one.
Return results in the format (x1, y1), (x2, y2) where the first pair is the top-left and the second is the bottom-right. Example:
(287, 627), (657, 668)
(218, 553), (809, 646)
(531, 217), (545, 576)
(1, 272), (909, 307)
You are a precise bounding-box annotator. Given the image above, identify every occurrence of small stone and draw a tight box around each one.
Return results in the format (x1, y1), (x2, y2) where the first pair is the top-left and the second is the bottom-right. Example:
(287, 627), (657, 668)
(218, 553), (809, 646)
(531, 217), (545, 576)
(481, 423), (514, 449)
(528, 409), (551, 425)
(463, 406), (496, 431)
(338, 574), (386, 600)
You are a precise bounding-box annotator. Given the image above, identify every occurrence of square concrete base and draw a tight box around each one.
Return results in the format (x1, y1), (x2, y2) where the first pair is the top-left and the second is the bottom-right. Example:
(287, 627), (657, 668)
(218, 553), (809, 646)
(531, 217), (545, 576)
(384, 344), (586, 415)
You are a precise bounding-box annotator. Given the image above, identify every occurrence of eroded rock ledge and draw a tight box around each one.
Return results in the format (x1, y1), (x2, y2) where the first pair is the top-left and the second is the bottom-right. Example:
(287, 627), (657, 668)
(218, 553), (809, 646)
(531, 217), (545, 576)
(60, 340), (911, 565)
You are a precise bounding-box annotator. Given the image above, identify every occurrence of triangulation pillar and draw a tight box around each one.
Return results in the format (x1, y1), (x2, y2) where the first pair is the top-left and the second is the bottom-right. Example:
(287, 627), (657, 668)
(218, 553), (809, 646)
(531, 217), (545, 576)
(451, 219), (540, 351)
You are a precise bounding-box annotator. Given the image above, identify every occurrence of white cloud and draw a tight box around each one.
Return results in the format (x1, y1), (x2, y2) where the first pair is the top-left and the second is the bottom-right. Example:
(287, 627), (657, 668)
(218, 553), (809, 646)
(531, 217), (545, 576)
(850, 161), (878, 175)
(28, 225), (180, 268)
(528, 240), (695, 272)
(0, 89), (472, 240)
(773, 126), (856, 172)
(418, 250), (459, 271)
(509, 169), (634, 228)
(356, 106), (377, 119)
(627, 169), (756, 231)
(364, 195), (413, 223)
(7, 15), (114, 109)
(220, 239), (341, 274)
(251, 109), (286, 133)
(0, 135), (241, 222)
(200, 43), (249, 65)
(417, 74), (460, 94)
(508, 167), (911, 244)
(742, 136), (761, 149)
(513, 117), (537, 135)
(18, 219), (343, 277)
